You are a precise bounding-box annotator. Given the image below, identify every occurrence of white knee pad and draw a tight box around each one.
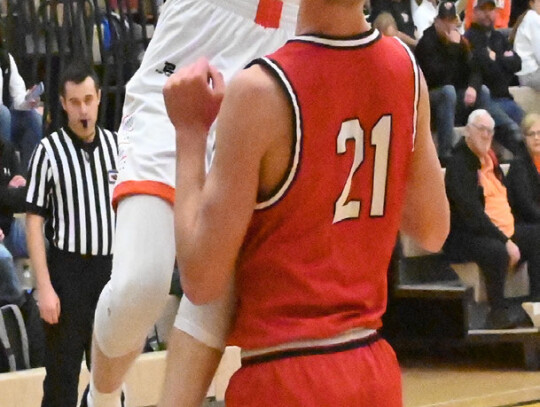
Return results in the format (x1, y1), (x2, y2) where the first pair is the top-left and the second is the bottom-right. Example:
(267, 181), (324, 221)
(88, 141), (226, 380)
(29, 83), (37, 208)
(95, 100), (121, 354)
(174, 278), (236, 351)
(94, 195), (176, 358)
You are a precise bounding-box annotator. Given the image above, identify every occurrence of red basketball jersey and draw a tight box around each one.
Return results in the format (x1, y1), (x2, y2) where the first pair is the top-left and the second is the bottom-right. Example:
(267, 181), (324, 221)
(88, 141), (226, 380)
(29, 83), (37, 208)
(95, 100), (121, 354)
(228, 30), (420, 349)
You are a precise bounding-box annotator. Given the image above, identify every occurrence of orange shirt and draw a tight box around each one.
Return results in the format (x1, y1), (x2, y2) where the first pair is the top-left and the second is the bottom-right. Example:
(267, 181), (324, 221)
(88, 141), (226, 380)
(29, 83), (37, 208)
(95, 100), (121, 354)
(464, 0), (511, 29)
(479, 154), (514, 237)
(534, 156), (540, 173)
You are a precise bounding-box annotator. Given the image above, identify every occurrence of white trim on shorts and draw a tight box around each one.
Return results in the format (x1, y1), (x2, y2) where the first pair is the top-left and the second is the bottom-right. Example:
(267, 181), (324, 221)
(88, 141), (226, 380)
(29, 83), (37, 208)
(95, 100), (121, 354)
(240, 327), (377, 359)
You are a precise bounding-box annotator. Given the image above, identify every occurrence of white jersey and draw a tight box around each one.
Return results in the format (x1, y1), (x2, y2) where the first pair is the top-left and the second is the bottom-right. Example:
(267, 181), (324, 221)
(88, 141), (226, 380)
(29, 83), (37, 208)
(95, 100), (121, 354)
(113, 0), (299, 207)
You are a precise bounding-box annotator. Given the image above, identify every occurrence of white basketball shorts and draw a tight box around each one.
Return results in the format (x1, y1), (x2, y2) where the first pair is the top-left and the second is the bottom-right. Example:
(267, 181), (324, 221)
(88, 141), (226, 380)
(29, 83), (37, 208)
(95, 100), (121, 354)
(113, 0), (298, 206)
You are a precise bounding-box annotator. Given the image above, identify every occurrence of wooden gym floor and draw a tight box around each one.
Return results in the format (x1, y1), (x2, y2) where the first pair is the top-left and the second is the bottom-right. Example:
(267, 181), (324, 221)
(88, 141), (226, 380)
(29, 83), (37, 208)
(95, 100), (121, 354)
(398, 344), (540, 407)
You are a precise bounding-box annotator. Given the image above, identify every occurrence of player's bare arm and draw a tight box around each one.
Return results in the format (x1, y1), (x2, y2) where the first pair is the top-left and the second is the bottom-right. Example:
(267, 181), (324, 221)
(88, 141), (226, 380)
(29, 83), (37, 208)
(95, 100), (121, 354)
(164, 58), (292, 304)
(400, 74), (450, 252)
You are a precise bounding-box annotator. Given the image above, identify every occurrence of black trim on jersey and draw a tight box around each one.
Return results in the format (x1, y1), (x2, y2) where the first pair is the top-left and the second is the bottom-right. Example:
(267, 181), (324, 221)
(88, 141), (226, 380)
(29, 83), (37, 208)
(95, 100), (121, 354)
(393, 37), (420, 148)
(288, 28), (382, 50)
(247, 57), (303, 210)
(241, 332), (381, 366)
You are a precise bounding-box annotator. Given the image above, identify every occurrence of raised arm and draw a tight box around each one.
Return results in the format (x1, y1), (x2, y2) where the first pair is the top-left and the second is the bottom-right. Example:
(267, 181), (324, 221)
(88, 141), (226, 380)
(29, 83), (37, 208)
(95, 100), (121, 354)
(165, 59), (288, 304)
(400, 74), (450, 252)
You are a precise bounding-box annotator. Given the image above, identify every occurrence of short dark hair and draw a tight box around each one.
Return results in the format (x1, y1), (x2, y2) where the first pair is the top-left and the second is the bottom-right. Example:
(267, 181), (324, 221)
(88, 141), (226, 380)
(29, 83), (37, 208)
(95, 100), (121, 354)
(59, 62), (100, 97)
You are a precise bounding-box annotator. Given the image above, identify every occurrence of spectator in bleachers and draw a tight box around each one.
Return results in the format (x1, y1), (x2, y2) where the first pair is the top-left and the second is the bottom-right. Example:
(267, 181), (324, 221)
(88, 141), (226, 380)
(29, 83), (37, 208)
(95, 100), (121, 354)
(506, 113), (540, 222)
(443, 109), (540, 329)
(416, 0), (523, 160)
(0, 136), (28, 259)
(416, 0), (478, 159)
(0, 41), (43, 171)
(511, 0), (540, 91)
(370, 0), (419, 46)
(464, 0), (512, 29)
(465, 0), (525, 125)
(373, 12), (402, 36)
(0, 227), (24, 307)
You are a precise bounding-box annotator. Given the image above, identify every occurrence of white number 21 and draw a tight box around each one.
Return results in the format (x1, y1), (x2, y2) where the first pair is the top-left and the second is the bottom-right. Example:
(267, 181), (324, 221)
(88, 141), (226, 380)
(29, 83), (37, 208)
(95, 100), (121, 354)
(333, 115), (391, 224)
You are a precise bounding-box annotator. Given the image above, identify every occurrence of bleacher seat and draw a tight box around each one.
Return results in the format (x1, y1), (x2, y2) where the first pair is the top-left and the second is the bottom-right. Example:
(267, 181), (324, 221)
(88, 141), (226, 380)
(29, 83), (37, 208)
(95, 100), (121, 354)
(509, 86), (540, 115)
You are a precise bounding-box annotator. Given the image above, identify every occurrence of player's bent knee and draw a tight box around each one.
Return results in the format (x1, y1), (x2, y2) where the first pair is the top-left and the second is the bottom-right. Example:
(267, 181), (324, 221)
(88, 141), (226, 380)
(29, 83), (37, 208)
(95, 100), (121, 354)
(93, 275), (172, 357)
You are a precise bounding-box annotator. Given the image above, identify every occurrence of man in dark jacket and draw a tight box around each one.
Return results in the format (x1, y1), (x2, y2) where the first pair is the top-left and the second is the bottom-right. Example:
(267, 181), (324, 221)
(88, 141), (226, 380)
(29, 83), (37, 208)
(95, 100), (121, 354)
(444, 109), (540, 329)
(415, 1), (522, 160)
(0, 138), (26, 306)
(0, 137), (27, 256)
(465, 0), (524, 125)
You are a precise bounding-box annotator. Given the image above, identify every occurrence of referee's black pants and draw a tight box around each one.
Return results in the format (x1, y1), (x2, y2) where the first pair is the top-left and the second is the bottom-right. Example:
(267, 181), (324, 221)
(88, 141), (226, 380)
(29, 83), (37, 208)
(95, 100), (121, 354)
(41, 247), (112, 407)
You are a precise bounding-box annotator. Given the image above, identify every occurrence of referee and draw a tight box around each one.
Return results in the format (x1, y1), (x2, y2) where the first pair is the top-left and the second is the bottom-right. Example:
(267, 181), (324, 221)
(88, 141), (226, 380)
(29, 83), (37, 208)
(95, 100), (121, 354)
(25, 63), (118, 407)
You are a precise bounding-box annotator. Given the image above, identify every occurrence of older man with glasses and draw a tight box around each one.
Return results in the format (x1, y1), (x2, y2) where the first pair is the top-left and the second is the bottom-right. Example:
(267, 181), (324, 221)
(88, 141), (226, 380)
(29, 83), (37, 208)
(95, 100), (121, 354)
(443, 109), (540, 329)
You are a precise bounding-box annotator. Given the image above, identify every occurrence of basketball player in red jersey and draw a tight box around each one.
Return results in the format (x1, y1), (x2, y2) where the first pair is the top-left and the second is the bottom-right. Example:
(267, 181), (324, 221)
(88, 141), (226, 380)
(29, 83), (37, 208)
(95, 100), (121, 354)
(161, 0), (449, 404)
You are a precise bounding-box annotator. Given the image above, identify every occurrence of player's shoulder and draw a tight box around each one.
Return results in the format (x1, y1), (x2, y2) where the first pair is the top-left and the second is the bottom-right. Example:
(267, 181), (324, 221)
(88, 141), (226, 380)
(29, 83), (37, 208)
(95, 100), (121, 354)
(229, 64), (279, 98)
(225, 63), (289, 115)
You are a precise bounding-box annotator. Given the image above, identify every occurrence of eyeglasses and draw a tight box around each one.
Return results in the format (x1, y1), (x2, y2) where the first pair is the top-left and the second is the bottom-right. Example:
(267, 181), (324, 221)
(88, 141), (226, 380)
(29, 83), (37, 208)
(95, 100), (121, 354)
(470, 123), (494, 135)
(526, 130), (540, 139)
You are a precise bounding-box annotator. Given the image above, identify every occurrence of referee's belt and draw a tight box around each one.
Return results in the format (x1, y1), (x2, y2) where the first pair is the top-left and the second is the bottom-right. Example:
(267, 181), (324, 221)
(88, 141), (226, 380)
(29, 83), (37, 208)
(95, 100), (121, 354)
(240, 328), (380, 366)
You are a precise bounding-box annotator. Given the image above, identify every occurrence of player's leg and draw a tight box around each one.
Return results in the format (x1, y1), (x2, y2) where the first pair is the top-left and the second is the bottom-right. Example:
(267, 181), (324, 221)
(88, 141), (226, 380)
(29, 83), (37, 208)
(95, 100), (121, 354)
(158, 281), (236, 407)
(89, 195), (235, 407)
(157, 332), (223, 407)
(88, 1), (299, 404)
(90, 195), (176, 405)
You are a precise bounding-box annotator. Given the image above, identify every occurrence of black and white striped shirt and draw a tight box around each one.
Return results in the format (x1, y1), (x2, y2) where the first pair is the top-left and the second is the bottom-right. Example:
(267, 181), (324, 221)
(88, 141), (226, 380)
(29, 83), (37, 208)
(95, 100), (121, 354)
(26, 126), (118, 256)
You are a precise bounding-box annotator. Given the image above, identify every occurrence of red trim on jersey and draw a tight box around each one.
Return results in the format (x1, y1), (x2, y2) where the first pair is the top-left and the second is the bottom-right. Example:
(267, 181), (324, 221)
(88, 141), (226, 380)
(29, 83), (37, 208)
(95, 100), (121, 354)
(112, 180), (175, 209)
(255, 0), (283, 28)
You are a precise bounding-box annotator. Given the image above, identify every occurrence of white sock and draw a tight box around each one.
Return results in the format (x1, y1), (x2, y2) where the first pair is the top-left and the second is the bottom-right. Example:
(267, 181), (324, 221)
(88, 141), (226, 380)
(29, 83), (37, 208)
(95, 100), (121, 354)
(87, 376), (124, 407)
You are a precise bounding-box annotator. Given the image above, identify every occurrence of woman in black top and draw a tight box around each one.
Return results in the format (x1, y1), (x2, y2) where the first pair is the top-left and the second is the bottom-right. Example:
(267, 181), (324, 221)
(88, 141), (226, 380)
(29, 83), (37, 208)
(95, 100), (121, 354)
(507, 113), (540, 223)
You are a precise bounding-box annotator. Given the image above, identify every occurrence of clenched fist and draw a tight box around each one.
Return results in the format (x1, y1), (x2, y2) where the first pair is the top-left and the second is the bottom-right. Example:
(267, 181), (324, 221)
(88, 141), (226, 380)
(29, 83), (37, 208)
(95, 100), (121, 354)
(163, 57), (226, 138)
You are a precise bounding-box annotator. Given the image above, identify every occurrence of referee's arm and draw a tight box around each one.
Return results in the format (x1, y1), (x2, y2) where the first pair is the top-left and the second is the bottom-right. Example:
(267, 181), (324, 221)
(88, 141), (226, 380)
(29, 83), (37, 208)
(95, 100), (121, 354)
(27, 213), (60, 324)
(25, 143), (60, 325)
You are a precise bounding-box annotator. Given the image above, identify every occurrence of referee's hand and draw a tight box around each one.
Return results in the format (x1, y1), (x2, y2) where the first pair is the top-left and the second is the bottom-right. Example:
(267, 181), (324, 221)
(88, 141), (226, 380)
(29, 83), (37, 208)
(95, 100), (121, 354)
(38, 283), (61, 324)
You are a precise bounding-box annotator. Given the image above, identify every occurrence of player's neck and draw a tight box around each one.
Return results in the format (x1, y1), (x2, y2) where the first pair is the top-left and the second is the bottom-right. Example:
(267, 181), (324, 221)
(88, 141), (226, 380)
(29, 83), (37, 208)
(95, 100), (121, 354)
(295, 0), (370, 37)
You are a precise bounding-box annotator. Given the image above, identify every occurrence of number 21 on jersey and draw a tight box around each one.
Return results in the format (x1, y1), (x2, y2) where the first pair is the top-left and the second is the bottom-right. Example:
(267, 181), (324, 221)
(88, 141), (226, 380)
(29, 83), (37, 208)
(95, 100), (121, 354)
(333, 115), (391, 224)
